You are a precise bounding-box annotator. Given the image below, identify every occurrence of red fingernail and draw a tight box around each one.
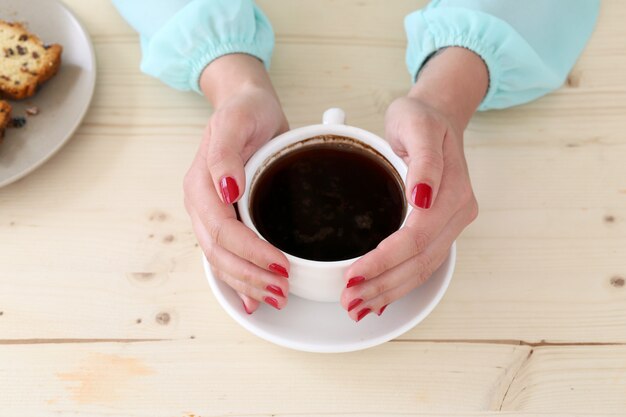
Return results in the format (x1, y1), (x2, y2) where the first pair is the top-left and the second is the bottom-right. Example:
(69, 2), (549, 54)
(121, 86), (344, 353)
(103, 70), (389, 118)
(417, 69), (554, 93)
(412, 183), (432, 209)
(347, 276), (365, 288)
(269, 263), (289, 278)
(242, 300), (252, 315)
(220, 176), (239, 205)
(348, 298), (363, 312)
(264, 296), (281, 310)
(378, 304), (388, 316)
(357, 308), (372, 322)
(266, 284), (285, 297)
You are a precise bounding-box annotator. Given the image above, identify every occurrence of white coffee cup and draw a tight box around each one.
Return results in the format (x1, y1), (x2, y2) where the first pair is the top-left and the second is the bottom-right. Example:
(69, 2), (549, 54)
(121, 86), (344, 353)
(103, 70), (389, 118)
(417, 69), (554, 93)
(238, 108), (412, 302)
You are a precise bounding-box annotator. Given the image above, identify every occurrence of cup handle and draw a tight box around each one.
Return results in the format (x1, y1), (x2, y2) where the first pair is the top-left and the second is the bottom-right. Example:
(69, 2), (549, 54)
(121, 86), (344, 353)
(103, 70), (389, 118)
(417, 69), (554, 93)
(322, 108), (346, 125)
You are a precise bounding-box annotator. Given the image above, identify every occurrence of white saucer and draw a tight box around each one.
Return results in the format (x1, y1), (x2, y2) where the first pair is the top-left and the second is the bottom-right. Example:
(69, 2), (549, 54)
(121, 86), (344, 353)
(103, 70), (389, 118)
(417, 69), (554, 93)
(203, 243), (455, 353)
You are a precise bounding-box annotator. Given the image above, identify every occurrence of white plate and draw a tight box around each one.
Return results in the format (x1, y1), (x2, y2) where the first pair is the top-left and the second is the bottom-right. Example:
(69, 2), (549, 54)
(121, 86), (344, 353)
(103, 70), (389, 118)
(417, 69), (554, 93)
(204, 243), (455, 353)
(0, 0), (96, 188)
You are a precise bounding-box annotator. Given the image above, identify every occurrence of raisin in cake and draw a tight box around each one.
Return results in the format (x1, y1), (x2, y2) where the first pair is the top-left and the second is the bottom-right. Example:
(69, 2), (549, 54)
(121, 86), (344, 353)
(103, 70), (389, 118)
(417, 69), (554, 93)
(0, 100), (11, 141)
(0, 21), (63, 100)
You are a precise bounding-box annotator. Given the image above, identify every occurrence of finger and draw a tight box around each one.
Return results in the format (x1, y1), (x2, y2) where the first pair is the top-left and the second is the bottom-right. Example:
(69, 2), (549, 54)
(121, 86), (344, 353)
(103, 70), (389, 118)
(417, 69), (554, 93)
(201, 215), (290, 278)
(191, 209), (289, 307)
(212, 268), (260, 315)
(185, 160), (290, 278)
(238, 292), (260, 315)
(204, 119), (248, 205)
(343, 237), (450, 321)
(344, 160), (471, 289)
(342, 204), (470, 319)
(212, 267), (287, 311)
(344, 206), (452, 289)
(207, 239), (290, 303)
(404, 128), (445, 211)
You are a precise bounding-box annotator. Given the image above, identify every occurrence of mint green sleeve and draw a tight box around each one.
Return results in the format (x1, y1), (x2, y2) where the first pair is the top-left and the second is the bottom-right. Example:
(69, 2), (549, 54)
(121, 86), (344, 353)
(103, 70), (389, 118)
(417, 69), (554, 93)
(112, 0), (274, 94)
(405, 0), (600, 111)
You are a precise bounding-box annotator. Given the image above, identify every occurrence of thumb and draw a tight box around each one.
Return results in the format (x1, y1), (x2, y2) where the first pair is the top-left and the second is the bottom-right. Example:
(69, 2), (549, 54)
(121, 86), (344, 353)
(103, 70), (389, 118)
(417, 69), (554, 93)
(205, 121), (248, 205)
(404, 131), (445, 210)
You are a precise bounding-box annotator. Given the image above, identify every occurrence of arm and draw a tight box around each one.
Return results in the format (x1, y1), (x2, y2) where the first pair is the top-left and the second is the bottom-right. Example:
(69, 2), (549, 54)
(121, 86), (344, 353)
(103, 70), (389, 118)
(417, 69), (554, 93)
(113, 1), (291, 314)
(405, 0), (600, 110)
(342, 47), (487, 320)
(342, 0), (601, 320)
(184, 55), (291, 314)
(112, 0), (274, 93)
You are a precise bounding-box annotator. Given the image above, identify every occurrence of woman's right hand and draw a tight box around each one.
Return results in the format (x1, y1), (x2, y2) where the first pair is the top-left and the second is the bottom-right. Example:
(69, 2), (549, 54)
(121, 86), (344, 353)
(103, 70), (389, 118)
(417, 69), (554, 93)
(184, 54), (291, 314)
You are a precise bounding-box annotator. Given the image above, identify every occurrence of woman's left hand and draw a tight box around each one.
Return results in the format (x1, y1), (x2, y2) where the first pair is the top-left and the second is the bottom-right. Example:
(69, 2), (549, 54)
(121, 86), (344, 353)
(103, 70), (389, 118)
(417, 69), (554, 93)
(340, 47), (488, 321)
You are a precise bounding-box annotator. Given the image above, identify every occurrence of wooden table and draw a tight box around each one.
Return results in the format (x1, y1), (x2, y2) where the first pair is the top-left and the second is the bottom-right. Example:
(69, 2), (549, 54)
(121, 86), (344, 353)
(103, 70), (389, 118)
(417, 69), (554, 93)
(1, 0), (625, 415)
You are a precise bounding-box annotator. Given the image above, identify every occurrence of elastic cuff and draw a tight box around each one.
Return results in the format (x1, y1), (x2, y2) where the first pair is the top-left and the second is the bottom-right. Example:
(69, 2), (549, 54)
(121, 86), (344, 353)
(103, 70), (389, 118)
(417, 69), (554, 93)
(189, 42), (271, 95)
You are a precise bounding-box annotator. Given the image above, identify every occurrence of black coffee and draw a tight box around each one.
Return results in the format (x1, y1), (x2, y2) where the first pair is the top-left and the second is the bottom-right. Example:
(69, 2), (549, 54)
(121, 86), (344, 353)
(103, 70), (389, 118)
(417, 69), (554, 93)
(250, 138), (406, 261)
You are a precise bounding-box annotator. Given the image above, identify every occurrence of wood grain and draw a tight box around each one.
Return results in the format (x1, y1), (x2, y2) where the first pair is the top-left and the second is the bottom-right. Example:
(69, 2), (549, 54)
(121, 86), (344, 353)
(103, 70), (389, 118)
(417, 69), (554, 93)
(2, 341), (626, 414)
(0, 341), (535, 414)
(1, 0), (625, 414)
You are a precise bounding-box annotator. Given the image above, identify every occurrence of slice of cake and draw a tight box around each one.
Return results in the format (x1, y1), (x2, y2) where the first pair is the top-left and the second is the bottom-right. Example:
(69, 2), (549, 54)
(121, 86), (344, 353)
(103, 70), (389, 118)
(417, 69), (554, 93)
(0, 21), (63, 100)
(0, 100), (12, 141)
